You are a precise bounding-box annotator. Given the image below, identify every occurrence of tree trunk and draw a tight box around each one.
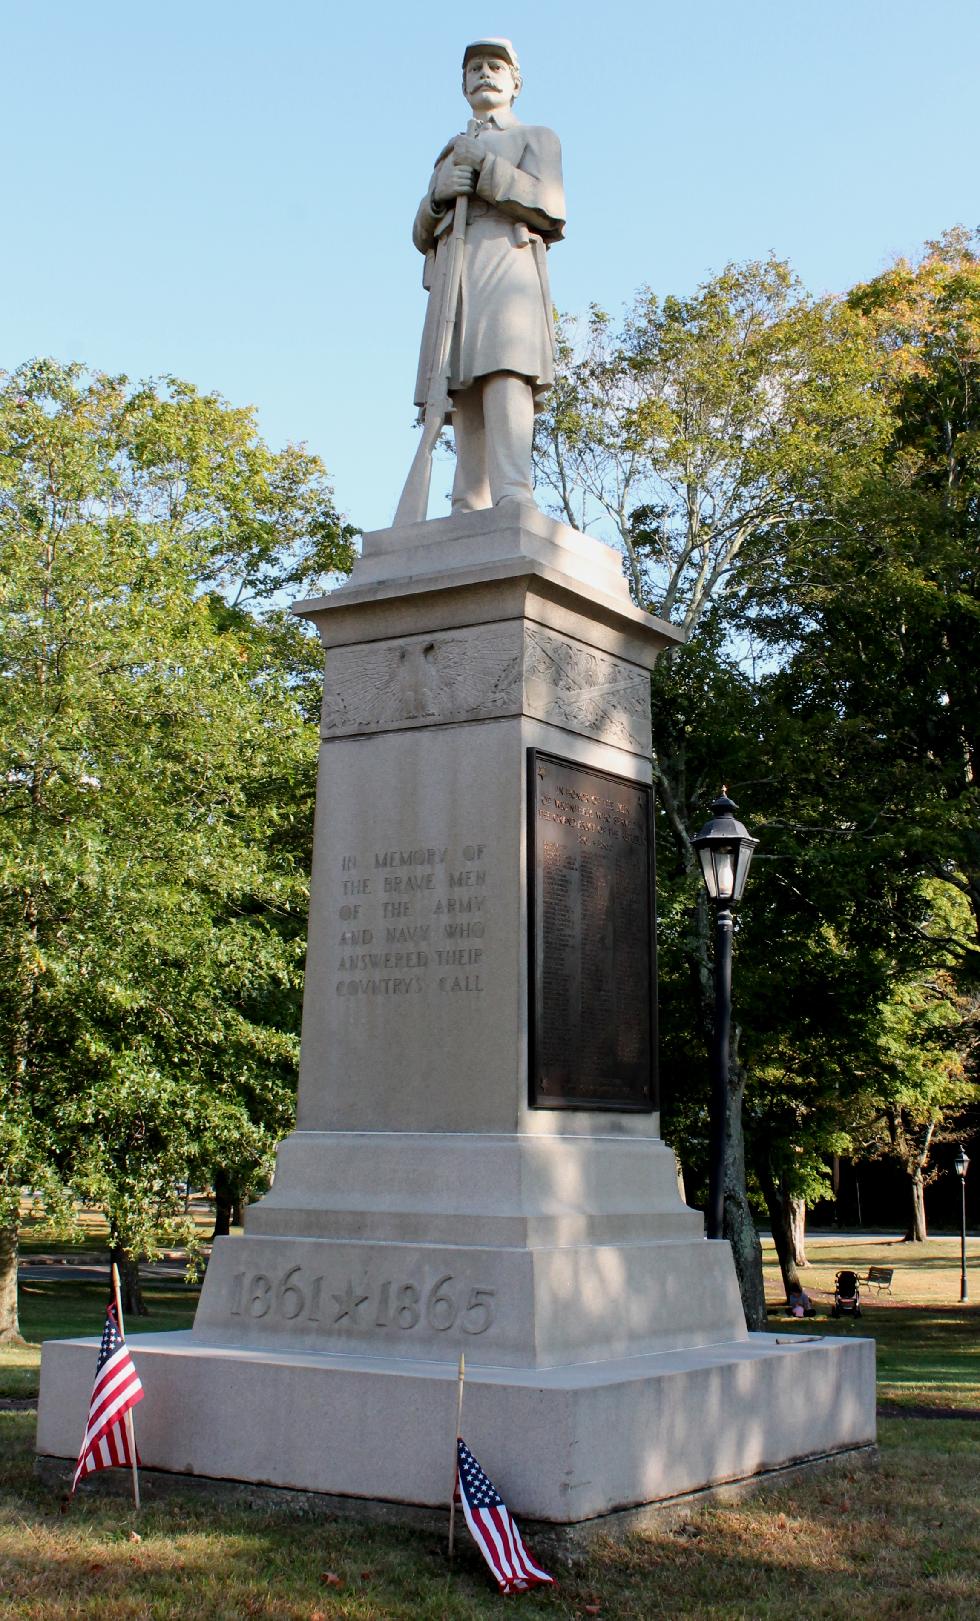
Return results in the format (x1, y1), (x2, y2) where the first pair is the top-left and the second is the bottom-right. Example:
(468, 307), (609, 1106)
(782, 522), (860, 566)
(902, 1121), (934, 1242)
(723, 1062), (768, 1330)
(110, 1247), (147, 1317)
(758, 1161), (801, 1304)
(0, 1220), (21, 1344)
(831, 1153), (845, 1226)
(211, 1185), (233, 1239)
(906, 1169), (928, 1242)
(788, 1194), (808, 1267)
(211, 1171), (244, 1238)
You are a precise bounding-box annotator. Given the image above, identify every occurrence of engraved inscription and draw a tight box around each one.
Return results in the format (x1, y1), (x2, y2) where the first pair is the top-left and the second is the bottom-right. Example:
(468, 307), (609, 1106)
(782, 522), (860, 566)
(331, 1280), (370, 1324)
(530, 750), (656, 1112)
(334, 840), (491, 1000)
(228, 1266), (497, 1337)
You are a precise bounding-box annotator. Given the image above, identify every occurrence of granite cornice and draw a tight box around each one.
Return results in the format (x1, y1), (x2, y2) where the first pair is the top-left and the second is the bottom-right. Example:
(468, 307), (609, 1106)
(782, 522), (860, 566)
(294, 557), (683, 669)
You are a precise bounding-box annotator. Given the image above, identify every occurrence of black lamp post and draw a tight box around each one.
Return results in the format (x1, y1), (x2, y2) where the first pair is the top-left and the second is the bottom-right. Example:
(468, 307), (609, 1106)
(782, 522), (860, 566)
(692, 790), (758, 1241)
(954, 1144), (969, 1303)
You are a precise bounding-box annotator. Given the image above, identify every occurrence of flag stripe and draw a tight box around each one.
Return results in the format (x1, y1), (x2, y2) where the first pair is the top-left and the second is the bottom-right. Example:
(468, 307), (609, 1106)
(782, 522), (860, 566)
(456, 1439), (553, 1594)
(71, 1304), (144, 1494)
(510, 1517), (553, 1583)
(82, 1375), (143, 1443)
(89, 1355), (143, 1416)
(486, 1505), (520, 1582)
(479, 1506), (515, 1584)
(461, 1501), (511, 1591)
(494, 1503), (531, 1585)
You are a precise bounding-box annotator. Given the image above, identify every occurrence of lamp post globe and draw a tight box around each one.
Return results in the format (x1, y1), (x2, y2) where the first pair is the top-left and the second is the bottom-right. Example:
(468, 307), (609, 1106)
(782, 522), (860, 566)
(692, 790), (759, 906)
(692, 791), (758, 1242)
(954, 1145), (969, 1303)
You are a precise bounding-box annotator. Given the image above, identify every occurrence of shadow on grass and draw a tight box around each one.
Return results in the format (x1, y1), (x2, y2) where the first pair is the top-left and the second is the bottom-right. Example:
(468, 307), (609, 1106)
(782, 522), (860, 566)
(4, 1410), (980, 1620)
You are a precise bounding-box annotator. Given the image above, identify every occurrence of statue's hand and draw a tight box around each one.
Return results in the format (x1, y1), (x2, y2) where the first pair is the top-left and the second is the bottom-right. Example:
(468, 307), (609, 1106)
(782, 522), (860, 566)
(452, 135), (485, 169)
(433, 162), (478, 204)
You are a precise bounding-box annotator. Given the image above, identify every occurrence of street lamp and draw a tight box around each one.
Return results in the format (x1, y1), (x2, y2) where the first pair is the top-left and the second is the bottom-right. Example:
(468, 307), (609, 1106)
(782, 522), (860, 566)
(692, 789), (759, 1241)
(954, 1144), (969, 1303)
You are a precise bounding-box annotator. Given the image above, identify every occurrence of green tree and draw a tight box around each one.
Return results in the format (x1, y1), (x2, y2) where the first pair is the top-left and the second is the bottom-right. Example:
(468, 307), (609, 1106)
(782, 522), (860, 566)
(0, 360), (353, 1326)
(755, 230), (980, 965)
(535, 263), (884, 1324)
(870, 961), (971, 1240)
(741, 231), (980, 1242)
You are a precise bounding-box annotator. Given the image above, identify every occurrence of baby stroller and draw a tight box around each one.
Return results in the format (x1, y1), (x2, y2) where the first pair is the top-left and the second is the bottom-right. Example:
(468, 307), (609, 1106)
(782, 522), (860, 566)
(831, 1269), (862, 1318)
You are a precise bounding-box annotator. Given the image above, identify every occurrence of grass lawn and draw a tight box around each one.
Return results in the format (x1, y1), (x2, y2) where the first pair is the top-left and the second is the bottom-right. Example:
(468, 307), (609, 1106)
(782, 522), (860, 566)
(760, 1232), (980, 1409)
(0, 1235), (977, 1618)
(0, 1282), (198, 1402)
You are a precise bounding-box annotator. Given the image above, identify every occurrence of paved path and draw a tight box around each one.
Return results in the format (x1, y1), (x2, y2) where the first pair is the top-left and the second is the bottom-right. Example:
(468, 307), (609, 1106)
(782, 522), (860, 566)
(18, 1256), (199, 1284)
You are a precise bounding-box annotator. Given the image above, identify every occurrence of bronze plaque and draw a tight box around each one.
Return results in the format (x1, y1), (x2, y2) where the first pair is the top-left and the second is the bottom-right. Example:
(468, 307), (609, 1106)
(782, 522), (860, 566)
(528, 750), (656, 1111)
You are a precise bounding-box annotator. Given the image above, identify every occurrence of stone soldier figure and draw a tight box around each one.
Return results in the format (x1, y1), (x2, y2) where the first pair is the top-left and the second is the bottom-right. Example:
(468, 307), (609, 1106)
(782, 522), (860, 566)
(410, 39), (565, 513)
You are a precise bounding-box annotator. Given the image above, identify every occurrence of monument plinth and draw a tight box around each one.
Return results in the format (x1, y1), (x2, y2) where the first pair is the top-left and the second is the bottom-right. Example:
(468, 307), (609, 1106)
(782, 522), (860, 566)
(36, 508), (876, 1521)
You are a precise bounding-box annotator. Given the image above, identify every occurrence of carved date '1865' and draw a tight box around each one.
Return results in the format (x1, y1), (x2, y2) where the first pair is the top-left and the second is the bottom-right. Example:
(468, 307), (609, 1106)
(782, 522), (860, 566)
(228, 1267), (496, 1336)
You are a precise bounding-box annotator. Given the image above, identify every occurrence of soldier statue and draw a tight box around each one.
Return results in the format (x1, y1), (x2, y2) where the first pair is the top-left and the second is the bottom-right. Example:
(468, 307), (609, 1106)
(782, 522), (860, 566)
(396, 39), (565, 522)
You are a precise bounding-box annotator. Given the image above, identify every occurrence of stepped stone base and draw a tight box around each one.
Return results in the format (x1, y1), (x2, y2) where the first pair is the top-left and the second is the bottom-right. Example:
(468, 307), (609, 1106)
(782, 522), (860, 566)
(187, 1132), (748, 1369)
(36, 1330), (875, 1523)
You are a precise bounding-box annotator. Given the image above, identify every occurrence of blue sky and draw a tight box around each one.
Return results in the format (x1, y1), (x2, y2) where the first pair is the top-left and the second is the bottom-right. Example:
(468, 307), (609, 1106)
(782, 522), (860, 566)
(5, 0), (977, 534)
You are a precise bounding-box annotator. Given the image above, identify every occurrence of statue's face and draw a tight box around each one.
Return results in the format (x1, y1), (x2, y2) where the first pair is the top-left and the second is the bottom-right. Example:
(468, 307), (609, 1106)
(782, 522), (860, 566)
(464, 53), (518, 114)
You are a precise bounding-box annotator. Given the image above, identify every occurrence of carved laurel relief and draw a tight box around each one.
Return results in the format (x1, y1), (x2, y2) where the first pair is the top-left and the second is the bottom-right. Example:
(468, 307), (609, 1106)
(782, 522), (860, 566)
(522, 626), (651, 752)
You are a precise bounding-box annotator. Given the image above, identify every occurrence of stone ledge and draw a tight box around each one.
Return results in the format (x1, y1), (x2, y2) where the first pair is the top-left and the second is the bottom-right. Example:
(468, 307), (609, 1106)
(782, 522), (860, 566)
(37, 1330), (876, 1522)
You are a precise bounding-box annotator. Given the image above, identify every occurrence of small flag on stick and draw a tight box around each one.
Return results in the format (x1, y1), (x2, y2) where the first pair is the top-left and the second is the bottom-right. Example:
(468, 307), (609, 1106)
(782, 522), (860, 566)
(71, 1285), (144, 1501)
(448, 1352), (466, 1559)
(455, 1439), (554, 1595)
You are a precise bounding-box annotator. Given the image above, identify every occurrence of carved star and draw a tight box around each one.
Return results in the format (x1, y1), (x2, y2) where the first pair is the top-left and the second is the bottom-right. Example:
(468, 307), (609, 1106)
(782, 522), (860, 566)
(331, 1279), (370, 1325)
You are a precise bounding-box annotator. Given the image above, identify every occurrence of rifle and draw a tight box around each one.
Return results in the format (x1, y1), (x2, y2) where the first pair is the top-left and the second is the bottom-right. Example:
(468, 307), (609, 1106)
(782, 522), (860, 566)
(393, 127), (477, 527)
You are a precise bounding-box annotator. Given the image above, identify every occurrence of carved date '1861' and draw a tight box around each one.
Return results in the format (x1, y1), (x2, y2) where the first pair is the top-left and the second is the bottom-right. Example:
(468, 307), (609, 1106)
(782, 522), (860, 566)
(228, 1267), (496, 1336)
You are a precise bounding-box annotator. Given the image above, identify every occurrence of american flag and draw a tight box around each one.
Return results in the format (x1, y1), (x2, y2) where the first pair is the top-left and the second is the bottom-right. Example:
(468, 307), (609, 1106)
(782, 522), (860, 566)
(456, 1439), (554, 1594)
(71, 1303), (144, 1493)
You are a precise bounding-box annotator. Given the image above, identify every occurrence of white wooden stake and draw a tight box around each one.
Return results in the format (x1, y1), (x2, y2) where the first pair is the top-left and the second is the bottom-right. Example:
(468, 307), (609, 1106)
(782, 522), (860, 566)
(111, 1261), (141, 1511)
(447, 1351), (465, 1559)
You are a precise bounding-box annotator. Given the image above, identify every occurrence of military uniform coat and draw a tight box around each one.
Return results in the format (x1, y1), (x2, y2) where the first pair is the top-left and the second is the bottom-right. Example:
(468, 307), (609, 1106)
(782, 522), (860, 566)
(412, 108), (565, 413)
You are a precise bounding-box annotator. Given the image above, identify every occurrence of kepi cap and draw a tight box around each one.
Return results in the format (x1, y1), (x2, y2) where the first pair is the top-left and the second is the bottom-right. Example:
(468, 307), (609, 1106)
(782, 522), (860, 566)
(462, 37), (520, 73)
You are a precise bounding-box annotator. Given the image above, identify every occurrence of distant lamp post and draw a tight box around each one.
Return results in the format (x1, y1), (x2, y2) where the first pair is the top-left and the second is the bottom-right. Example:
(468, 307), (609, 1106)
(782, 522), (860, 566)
(693, 790), (759, 1241)
(954, 1144), (969, 1303)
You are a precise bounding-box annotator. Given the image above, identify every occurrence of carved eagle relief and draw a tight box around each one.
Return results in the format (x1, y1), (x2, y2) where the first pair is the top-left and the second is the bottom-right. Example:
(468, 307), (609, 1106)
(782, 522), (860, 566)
(320, 627), (524, 735)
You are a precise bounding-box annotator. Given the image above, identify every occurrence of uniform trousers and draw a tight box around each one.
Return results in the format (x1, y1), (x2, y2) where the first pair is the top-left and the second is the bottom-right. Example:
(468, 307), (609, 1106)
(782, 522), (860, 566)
(450, 371), (535, 510)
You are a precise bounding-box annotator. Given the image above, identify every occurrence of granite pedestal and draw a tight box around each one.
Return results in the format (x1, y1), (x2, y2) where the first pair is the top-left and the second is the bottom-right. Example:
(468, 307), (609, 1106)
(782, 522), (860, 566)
(37, 507), (876, 1521)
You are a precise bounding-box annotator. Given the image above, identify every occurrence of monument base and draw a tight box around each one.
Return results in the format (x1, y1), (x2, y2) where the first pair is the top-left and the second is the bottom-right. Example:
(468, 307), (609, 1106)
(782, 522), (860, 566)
(36, 1444), (880, 1548)
(37, 1330), (875, 1523)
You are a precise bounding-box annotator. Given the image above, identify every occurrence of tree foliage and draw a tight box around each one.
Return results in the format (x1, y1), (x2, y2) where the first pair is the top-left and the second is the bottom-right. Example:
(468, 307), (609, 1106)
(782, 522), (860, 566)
(536, 239), (979, 1311)
(0, 361), (354, 1323)
(534, 257), (885, 633)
